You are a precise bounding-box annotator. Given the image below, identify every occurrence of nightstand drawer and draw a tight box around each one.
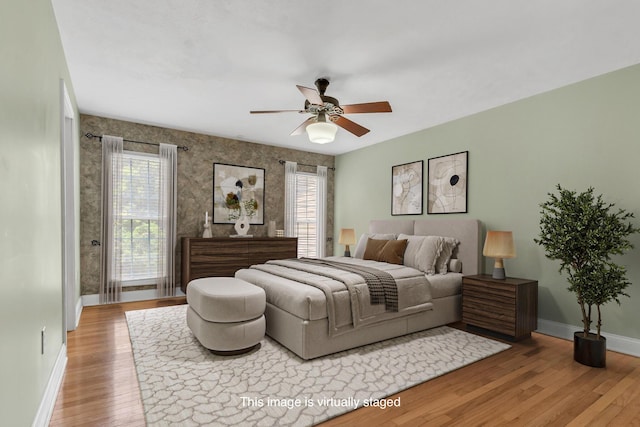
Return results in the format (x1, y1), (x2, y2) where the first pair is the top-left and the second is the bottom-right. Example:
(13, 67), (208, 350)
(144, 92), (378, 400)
(463, 311), (516, 336)
(462, 296), (516, 319)
(463, 278), (516, 297)
(463, 286), (515, 307)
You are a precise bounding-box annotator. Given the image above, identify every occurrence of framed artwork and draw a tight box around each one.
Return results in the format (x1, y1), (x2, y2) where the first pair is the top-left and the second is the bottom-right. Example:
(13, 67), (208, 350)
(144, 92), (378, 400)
(427, 151), (468, 214)
(213, 163), (265, 224)
(391, 160), (423, 215)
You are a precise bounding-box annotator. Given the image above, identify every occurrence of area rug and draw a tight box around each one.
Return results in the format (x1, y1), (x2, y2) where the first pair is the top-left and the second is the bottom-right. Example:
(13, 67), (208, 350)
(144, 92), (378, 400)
(126, 305), (510, 427)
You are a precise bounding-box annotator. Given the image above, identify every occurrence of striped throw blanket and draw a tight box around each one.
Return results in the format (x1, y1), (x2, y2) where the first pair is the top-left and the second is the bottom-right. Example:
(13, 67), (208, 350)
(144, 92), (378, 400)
(296, 258), (399, 312)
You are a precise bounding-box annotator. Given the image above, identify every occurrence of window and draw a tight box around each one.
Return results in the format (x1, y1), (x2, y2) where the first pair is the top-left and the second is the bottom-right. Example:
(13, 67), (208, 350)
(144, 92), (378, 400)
(284, 162), (327, 258)
(295, 172), (318, 257)
(116, 152), (161, 285)
(101, 138), (177, 303)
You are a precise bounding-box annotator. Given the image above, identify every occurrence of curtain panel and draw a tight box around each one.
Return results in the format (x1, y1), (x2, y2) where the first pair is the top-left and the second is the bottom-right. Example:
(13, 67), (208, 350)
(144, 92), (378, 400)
(99, 135), (124, 303)
(157, 143), (178, 297)
(316, 165), (328, 257)
(284, 161), (297, 237)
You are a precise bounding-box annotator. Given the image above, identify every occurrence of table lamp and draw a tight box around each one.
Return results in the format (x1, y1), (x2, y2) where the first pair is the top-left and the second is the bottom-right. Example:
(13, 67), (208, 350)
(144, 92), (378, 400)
(483, 230), (516, 279)
(339, 228), (356, 257)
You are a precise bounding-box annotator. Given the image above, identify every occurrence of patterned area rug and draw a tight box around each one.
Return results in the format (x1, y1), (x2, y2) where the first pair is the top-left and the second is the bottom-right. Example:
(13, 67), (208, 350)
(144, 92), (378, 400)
(126, 305), (510, 427)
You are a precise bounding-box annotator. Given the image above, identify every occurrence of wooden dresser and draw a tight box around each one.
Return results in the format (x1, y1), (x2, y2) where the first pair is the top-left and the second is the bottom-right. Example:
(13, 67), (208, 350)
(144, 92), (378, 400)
(462, 274), (538, 340)
(181, 237), (297, 292)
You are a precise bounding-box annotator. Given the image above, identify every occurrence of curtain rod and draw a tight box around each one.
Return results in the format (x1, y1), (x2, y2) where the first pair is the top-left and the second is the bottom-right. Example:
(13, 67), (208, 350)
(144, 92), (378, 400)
(85, 133), (189, 151)
(278, 159), (335, 171)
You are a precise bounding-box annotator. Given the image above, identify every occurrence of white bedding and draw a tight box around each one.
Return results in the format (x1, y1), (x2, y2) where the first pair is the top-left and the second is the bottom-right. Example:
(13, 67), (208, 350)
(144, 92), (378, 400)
(236, 256), (433, 337)
(234, 219), (481, 359)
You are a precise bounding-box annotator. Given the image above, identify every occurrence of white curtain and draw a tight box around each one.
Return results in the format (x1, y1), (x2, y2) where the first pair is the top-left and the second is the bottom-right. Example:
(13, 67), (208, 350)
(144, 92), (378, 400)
(157, 143), (178, 297)
(316, 165), (328, 257)
(99, 135), (123, 304)
(284, 161), (297, 237)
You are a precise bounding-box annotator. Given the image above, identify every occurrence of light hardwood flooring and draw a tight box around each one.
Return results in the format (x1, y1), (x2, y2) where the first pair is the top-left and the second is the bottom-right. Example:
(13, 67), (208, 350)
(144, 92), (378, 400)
(50, 299), (640, 426)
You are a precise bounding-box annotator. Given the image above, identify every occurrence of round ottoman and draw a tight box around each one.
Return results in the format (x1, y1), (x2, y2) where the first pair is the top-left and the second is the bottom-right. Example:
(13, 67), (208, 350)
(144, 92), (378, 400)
(186, 277), (266, 355)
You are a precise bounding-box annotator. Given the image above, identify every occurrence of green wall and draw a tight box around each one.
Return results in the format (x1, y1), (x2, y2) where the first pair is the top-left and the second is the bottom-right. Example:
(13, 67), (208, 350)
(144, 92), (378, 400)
(0, 0), (78, 425)
(335, 64), (640, 340)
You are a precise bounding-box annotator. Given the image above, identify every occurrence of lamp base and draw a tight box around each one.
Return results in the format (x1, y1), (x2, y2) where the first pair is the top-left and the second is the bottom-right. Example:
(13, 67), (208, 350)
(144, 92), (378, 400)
(492, 267), (506, 280)
(343, 244), (351, 257)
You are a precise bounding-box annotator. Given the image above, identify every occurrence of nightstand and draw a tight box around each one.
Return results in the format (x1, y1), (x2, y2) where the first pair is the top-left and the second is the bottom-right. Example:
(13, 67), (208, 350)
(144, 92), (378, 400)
(462, 274), (538, 340)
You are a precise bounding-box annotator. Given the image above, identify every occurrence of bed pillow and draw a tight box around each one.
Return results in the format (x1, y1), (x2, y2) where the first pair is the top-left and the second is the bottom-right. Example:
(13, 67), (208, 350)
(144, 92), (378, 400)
(353, 233), (396, 259)
(415, 236), (445, 275)
(436, 237), (460, 274)
(397, 234), (426, 270)
(448, 258), (463, 273)
(363, 238), (408, 265)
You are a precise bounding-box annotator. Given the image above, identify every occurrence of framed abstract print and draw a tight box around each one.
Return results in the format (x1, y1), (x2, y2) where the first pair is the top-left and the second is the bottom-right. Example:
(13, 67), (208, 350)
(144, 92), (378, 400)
(391, 160), (423, 215)
(213, 163), (265, 224)
(427, 151), (468, 214)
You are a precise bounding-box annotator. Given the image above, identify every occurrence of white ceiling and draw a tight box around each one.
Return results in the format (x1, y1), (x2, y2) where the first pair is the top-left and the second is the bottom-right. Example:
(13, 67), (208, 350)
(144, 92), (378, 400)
(51, 0), (640, 155)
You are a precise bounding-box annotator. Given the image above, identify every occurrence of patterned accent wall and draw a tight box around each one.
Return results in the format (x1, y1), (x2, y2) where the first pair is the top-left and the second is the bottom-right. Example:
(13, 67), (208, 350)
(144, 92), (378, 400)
(80, 114), (335, 295)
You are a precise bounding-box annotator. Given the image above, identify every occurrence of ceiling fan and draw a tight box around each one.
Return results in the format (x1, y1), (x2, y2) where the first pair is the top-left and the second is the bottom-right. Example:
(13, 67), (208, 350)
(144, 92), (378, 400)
(250, 78), (392, 143)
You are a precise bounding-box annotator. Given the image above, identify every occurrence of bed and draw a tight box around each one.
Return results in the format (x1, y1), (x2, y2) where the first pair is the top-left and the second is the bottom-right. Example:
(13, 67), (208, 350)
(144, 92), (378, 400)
(235, 218), (482, 359)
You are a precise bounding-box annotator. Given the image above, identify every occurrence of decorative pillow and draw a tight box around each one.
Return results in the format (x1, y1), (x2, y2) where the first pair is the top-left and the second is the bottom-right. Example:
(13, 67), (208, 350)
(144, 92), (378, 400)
(353, 233), (395, 259)
(397, 234), (426, 270)
(436, 237), (460, 274)
(448, 258), (463, 273)
(363, 238), (408, 265)
(363, 238), (388, 260)
(415, 236), (444, 275)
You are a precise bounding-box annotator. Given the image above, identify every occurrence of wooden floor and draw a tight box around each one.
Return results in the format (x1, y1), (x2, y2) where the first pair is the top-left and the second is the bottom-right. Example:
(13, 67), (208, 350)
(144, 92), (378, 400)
(51, 299), (640, 426)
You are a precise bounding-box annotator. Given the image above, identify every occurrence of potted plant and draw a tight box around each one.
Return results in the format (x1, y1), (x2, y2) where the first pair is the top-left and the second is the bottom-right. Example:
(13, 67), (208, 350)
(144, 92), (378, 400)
(535, 185), (639, 367)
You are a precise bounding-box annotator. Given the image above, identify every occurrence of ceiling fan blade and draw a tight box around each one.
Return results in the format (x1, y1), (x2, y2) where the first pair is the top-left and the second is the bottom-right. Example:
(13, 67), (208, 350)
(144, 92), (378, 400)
(296, 85), (323, 105)
(250, 109), (304, 114)
(332, 115), (370, 137)
(290, 117), (316, 136)
(341, 101), (392, 114)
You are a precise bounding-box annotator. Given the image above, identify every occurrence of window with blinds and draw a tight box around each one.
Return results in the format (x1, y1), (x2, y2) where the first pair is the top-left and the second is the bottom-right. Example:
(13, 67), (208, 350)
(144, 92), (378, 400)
(295, 172), (318, 258)
(115, 152), (161, 285)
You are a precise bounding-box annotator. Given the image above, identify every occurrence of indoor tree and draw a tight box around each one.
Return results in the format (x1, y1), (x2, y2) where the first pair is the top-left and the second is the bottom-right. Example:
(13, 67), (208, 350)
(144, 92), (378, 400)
(535, 185), (639, 339)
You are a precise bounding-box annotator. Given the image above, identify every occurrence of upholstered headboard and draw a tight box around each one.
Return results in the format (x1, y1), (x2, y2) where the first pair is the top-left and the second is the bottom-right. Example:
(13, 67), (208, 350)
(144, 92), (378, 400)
(368, 218), (482, 275)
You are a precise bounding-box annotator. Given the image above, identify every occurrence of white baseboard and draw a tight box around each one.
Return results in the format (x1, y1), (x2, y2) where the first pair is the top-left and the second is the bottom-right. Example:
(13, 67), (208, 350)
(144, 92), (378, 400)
(32, 344), (67, 427)
(82, 288), (186, 306)
(537, 318), (640, 357)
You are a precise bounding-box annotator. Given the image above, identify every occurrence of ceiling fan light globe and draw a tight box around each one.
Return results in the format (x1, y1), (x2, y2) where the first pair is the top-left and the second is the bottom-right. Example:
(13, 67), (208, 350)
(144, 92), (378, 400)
(307, 121), (338, 144)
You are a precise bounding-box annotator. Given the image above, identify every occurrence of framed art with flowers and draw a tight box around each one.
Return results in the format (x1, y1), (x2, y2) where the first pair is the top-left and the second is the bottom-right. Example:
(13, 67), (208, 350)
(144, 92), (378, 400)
(213, 163), (265, 224)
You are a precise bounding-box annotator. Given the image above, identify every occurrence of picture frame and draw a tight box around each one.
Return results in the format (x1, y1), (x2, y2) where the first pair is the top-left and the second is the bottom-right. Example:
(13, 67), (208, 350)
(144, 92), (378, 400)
(427, 151), (468, 214)
(391, 160), (423, 215)
(213, 163), (265, 224)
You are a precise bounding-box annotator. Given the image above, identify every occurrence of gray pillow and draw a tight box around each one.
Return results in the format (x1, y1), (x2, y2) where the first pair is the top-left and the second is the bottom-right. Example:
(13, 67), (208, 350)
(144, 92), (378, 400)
(436, 237), (460, 274)
(448, 258), (463, 273)
(415, 236), (445, 275)
(397, 234), (426, 270)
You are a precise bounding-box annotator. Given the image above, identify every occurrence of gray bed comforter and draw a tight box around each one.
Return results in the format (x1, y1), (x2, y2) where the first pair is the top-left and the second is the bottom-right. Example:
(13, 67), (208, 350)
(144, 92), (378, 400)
(235, 256), (433, 337)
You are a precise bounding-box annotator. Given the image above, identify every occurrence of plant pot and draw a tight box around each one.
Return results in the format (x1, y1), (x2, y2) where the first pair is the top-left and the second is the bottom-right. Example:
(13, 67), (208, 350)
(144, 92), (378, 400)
(573, 331), (606, 368)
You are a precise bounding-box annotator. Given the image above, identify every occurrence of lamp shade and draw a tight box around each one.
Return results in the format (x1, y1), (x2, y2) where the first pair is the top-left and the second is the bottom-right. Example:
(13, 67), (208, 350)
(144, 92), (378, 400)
(306, 121), (338, 144)
(339, 228), (356, 257)
(483, 231), (516, 279)
(338, 228), (356, 245)
(483, 231), (516, 258)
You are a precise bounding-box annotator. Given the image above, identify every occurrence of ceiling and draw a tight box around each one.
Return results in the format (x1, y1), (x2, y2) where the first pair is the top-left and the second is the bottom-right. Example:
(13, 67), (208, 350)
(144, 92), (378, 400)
(51, 1), (640, 156)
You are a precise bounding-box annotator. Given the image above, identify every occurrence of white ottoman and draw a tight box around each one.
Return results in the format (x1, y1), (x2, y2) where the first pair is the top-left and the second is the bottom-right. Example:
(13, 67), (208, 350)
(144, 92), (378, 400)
(186, 277), (266, 355)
